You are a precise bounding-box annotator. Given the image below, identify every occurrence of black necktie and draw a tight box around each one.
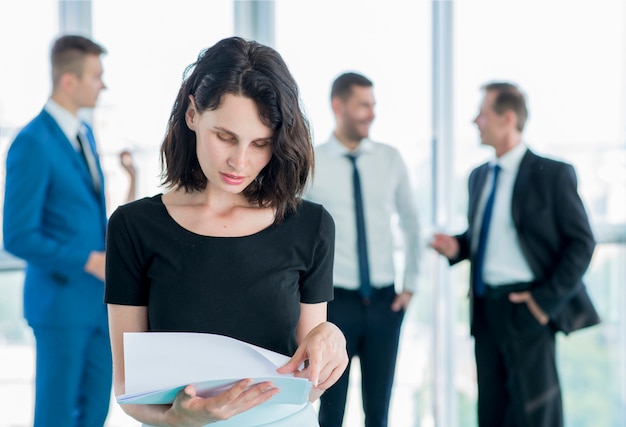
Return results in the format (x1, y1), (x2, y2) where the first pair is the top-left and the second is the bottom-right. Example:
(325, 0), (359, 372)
(474, 164), (501, 297)
(346, 154), (372, 300)
(76, 131), (100, 192)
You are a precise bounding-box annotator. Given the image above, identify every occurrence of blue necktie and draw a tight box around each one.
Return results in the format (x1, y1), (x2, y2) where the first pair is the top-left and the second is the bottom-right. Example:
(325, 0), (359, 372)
(346, 154), (372, 300)
(474, 164), (501, 297)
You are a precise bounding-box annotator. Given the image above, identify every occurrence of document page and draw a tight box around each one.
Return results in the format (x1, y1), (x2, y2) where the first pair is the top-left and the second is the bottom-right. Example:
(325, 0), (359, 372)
(118, 332), (311, 406)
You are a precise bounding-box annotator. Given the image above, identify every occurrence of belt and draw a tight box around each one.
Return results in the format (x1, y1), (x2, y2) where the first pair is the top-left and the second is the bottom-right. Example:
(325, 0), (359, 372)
(334, 284), (395, 305)
(483, 281), (535, 299)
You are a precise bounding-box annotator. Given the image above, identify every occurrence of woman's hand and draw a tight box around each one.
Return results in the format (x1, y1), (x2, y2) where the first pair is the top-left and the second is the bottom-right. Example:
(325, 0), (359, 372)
(162, 380), (279, 426)
(276, 322), (348, 401)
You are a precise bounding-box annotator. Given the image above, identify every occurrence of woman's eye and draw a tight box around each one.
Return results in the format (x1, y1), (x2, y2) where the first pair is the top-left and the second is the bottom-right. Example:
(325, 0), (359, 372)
(217, 133), (235, 143)
(253, 140), (271, 148)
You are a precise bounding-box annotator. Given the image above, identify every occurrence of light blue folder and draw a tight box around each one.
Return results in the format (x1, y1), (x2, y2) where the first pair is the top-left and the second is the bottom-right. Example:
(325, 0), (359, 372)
(117, 332), (312, 411)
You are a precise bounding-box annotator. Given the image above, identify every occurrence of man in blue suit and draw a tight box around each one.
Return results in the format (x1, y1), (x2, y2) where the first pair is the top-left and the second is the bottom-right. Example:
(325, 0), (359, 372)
(3, 35), (111, 427)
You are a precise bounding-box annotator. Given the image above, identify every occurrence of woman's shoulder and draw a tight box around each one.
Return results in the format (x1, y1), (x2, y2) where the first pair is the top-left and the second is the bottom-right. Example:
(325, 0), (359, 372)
(110, 194), (166, 225)
(295, 199), (333, 222)
(278, 199), (334, 237)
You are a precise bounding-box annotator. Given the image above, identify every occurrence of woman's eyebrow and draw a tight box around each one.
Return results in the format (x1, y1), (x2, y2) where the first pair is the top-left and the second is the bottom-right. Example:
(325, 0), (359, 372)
(214, 126), (273, 143)
(213, 126), (238, 137)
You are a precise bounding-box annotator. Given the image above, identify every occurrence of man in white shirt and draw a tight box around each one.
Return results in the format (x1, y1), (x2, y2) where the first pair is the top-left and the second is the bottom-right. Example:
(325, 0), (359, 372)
(305, 72), (421, 427)
(431, 82), (599, 427)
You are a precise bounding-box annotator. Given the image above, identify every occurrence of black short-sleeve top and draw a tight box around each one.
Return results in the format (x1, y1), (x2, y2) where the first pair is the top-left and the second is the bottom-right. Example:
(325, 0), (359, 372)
(105, 195), (335, 356)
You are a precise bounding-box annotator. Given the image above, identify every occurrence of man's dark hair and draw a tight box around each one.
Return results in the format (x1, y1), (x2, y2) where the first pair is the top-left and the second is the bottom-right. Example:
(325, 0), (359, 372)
(51, 35), (106, 87)
(160, 37), (314, 223)
(330, 72), (373, 101)
(482, 81), (528, 132)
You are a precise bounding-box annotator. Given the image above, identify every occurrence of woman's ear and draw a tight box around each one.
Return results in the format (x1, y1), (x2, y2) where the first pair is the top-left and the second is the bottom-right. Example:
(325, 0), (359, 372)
(185, 95), (198, 130)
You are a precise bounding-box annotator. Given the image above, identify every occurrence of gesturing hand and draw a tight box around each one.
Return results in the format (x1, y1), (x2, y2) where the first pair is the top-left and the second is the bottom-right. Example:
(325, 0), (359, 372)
(429, 233), (460, 259)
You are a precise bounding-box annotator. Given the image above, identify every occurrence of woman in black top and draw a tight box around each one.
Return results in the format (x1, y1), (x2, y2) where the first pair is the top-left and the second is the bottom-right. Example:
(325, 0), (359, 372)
(105, 37), (348, 427)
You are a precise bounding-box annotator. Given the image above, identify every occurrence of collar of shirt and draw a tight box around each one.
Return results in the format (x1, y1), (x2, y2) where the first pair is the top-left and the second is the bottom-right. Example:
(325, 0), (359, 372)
(44, 98), (82, 151)
(491, 141), (527, 174)
(327, 134), (375, 157)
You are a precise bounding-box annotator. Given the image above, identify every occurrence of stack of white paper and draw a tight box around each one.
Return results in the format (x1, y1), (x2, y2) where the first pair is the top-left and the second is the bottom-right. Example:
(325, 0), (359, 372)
(117, 332), (312, 426)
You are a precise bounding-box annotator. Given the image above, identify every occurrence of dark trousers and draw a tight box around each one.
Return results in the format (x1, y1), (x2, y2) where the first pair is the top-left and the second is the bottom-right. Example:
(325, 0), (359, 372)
(473, 295), (563, 427)
(319, 285), (405, 427)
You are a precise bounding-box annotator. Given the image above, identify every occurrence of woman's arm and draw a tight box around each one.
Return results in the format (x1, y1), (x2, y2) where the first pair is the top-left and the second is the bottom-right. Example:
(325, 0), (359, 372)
(277, 302), (348, 402)
(295, 302), (327, 345)
(108, 304), (176, 425)
(108, 304), (148, 398)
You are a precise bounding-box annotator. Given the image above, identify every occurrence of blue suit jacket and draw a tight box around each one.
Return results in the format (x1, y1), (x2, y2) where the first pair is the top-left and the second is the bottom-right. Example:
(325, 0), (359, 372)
(453, 149), (600, 334)
(3, 109), (108, 328)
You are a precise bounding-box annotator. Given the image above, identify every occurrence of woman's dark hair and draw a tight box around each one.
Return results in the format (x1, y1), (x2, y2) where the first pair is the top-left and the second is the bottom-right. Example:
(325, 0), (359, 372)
(160, 37), (313, 223)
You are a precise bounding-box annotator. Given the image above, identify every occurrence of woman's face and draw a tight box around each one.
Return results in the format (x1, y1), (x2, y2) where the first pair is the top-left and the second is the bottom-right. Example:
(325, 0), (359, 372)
(186, 93), (274, 195)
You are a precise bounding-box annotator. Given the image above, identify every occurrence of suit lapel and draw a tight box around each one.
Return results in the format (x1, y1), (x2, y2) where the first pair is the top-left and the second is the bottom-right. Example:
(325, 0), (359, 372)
(511, 149), (536, 228)
(41, 110), (104, 202)
(468, 163), (489, 228)
(41, 110), (80, 162)
(83, 127), (108, 220)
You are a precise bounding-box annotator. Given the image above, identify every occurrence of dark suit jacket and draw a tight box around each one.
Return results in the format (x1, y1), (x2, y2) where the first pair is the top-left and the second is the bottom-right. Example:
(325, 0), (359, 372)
(453, 149), (600, 334)
(3, 109), (108, 328)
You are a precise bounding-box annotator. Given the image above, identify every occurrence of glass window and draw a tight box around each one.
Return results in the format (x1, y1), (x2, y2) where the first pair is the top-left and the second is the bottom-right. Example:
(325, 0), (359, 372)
(91, 0), (234, 209)
(0, 1), (57, 239)
(275, 1), (432, 425)
(0, 2), (56, 132)
(1, 1), (624, 426)
(452, 1), (626, 425)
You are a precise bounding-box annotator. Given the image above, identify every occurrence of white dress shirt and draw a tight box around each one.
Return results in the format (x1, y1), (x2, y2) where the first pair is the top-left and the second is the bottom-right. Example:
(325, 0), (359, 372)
(45, 98), (81, 150)
(304, 135), (421, 293)
(473, 142), (535, 286)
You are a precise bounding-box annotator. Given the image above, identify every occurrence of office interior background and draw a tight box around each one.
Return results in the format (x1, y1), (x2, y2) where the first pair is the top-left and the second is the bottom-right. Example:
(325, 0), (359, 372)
(0, 0), (625, 426)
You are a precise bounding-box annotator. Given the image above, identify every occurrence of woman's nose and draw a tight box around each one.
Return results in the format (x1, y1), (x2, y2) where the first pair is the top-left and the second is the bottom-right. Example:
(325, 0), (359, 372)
(228, 146), (247, 170)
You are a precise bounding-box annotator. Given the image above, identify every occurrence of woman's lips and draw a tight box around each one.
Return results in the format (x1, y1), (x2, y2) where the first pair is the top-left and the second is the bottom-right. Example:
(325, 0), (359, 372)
(220, 172), (246, 185)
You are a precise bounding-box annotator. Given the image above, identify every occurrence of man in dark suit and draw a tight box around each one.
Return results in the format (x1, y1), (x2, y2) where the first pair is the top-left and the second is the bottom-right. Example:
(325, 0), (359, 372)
(3, 35), (111, 427)
(430, 82), (599, 427)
